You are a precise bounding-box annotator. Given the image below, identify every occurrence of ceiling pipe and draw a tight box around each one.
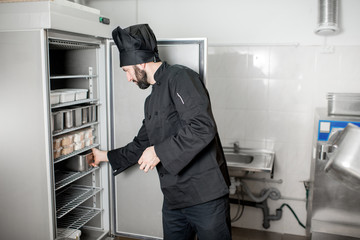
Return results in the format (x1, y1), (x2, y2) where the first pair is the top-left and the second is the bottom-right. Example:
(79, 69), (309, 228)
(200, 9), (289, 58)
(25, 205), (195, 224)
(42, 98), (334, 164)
(315, 0), (340, 35)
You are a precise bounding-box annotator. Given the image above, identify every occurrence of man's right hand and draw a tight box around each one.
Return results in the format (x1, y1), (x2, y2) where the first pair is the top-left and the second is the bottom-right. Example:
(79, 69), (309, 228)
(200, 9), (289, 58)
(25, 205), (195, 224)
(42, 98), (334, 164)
(91, 148), (108, 167)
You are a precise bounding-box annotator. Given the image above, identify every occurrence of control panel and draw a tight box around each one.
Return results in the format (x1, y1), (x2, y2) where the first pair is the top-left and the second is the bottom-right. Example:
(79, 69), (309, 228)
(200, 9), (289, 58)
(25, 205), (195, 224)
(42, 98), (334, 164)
(318, 120), (360, 141)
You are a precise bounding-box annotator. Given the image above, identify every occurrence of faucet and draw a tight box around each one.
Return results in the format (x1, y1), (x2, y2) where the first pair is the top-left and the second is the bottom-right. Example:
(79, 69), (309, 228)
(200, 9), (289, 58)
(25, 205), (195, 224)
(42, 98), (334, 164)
(233, 141), (240, 153)
(223, 140), (240, 153)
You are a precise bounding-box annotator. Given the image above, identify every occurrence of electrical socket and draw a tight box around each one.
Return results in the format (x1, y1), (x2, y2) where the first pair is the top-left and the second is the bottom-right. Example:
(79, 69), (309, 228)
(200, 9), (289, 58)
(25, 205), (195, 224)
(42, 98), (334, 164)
(320, 45), (334, 54)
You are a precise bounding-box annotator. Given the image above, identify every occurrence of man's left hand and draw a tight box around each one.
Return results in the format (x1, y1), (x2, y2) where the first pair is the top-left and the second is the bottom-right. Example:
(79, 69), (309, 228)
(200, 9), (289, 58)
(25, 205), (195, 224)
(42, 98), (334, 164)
(138, 146), (160, 173)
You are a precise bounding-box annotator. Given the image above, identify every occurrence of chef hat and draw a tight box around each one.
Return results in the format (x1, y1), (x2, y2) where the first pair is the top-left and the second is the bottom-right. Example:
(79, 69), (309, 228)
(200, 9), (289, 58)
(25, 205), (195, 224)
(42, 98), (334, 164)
(112, 24), (161, 67)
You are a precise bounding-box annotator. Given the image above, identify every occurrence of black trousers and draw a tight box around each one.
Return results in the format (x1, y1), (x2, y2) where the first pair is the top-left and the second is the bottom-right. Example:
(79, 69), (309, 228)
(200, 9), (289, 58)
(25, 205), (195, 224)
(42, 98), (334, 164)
(162, 195), (232, 240)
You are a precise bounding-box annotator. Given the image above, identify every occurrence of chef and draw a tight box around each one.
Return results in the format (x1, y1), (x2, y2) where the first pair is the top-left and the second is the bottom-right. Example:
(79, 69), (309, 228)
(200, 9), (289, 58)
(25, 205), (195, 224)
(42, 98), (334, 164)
(92, 23), (232, 240)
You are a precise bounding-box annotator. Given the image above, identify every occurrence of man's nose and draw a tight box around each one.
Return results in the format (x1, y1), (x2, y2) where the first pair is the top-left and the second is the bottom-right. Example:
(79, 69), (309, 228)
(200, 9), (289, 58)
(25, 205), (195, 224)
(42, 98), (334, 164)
(126, 72), (133, 82)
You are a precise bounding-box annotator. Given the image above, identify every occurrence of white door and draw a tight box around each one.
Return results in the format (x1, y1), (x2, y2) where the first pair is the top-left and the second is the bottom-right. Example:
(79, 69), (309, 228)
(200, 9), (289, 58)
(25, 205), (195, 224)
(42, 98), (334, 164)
(109, 39), (207, 239)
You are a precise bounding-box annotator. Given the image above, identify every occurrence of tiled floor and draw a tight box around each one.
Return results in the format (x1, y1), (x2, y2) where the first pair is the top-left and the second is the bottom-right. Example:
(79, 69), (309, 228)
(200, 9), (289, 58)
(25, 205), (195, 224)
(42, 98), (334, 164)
(113, 227), (309, 240)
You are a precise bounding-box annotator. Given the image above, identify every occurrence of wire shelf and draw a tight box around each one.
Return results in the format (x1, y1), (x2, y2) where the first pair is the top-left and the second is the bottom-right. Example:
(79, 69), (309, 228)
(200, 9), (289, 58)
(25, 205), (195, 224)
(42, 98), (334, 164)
(54, 144), (99, 164)
(52, 123), (98, 138)
(50, 75), (98, 80)
(51, 98), (99, 109)
(57, 207), (102, 237)
(55, 167), (99, 191)
(49, 39), (100, 50)
(56, 185), (102, 219)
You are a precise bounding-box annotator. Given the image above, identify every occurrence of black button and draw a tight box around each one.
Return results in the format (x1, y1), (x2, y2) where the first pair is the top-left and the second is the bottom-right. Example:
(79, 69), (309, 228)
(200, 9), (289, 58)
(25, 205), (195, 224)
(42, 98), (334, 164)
(159, 173), (164, 177)
(155, 111), (158, 116)
(157, 82), (161, 85)
(148, 114), (151, 120)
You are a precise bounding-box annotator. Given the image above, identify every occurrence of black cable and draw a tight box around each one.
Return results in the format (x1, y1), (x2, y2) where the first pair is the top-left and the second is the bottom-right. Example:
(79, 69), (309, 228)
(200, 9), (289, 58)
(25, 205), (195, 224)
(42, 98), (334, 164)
(231, 185), (245, 222)
(278, 203), (306, 229)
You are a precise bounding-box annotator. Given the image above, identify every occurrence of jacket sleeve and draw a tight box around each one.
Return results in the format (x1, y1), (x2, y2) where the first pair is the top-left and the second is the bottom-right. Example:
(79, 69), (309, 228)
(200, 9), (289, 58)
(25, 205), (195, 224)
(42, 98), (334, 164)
(107, 120), (150, 176)
(154, 68), (217, 175)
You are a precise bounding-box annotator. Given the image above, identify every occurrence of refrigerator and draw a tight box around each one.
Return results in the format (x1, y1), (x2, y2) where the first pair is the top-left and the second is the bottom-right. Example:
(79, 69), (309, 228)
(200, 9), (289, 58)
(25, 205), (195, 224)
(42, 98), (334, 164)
(0, 1), (207, 240)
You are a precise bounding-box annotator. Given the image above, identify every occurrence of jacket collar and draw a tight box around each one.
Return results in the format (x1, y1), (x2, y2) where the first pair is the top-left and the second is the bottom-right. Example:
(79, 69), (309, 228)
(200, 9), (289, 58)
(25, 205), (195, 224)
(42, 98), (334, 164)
(153, 61), (170, 85)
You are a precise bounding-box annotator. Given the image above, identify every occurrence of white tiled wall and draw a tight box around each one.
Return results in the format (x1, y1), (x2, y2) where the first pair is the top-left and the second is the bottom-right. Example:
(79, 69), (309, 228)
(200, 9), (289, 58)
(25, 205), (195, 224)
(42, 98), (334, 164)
(207, 45), (360, 235)
(85, 0), (360, 236)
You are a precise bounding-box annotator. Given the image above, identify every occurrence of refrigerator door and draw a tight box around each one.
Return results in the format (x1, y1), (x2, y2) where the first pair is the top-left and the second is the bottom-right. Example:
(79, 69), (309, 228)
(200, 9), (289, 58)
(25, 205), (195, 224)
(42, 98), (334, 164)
(0, 30), (55, 240)
(108, 39), (207, 239)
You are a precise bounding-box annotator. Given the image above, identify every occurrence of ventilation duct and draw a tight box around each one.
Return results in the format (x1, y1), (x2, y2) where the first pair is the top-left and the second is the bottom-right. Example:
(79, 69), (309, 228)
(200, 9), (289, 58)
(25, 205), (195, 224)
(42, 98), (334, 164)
(315, 0), (340, 35)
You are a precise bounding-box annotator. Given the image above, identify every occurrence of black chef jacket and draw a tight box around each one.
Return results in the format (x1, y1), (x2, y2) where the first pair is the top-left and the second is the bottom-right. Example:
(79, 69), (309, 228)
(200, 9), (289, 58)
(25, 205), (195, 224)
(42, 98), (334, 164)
(107, 62), (230, 209)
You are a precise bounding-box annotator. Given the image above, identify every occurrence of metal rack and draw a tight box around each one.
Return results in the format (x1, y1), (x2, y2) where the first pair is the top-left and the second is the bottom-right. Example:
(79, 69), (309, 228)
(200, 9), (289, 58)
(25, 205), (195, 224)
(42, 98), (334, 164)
(50, 74), (98, 80)
(57, 207), (102, 237)
(51, 98), (99, 109)
(56, 185), (102, 218)
(49, 35), (105, 240)
(54, 143), (99, 164)
(49, 39), (100, 50)
(55, 167), (99, 191)
(52, 122), (98, 137)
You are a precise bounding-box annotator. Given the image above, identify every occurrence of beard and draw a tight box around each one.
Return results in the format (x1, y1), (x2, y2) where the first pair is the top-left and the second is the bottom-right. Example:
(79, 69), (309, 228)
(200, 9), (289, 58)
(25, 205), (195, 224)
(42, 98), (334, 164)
(134, 66), (150, 89)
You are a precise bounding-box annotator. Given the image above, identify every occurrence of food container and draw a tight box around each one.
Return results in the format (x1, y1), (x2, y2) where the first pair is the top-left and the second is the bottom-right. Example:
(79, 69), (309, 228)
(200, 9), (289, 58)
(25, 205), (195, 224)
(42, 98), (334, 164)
(74, 140), (85, 151)
(327, 92), (360, 116)
(61, 134), (74, 146)
(84, 128), (93, 139)
(74, 89), (88, 101)
(72, 107), (82, 127)
(64, 150), (93, 172)
(89, 105), (97, 122)
(52, 89), (77, 103)
(53, 137), (62, 150)
(57, 228), (81, 240)
(61, 144), (74, 156)
(73, 130), (85, 142)
(81, 106), (89, 124)
(51, 111), (63, 133)
(85, 136), (95, 147)
(53, 148), (62, 159)
(63, 109), (74, 129)
(50, 91), (61, 105)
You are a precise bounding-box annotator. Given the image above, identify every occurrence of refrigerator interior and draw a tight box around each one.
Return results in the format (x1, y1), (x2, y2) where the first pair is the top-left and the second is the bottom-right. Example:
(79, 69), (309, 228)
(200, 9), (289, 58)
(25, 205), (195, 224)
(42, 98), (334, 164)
(48, 31), (109, 240)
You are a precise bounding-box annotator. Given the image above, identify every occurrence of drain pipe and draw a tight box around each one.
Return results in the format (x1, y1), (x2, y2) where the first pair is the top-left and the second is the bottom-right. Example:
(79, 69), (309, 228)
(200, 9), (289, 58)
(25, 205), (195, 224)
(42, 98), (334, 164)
(229, 177), (306, 229)
(230, 177), (282, 228)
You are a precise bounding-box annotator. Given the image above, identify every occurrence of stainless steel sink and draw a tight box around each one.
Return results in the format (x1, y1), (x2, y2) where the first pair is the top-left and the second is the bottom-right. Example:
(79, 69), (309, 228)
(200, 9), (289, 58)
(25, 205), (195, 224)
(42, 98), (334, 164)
(224, 153), (254, 164)
(223, 148), (275, 174)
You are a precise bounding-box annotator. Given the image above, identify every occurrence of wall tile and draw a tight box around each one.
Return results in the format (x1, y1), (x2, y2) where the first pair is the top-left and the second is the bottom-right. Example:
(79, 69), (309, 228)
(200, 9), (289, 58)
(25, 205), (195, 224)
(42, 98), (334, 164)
(339, 46), (360, 81)
(248, 47), (270, 79)
(246, 78), (269, 110)
(214, 108), (247, 143)
(207, 44), (360, 237)
(268, 78), (315, 112)
(244, 110), (268, 141)
(270, 46), (299, 80)
(208, 46), (248, 78)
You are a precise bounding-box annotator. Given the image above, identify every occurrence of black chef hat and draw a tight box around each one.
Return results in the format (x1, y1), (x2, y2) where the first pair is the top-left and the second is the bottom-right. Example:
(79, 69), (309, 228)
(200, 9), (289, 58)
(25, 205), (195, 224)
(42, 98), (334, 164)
(112, 24), (161, 67)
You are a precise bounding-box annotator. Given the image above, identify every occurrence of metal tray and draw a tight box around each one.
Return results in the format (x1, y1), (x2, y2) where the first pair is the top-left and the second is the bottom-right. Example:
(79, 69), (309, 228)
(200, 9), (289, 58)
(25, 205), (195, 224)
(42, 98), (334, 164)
(327, 92), (360, 116)
(64, 150), (93, 172)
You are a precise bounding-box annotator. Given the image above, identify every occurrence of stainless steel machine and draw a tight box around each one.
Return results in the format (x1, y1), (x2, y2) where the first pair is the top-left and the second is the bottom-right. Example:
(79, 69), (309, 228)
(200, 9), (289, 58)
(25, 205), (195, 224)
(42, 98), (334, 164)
(307, 108), (360, 240)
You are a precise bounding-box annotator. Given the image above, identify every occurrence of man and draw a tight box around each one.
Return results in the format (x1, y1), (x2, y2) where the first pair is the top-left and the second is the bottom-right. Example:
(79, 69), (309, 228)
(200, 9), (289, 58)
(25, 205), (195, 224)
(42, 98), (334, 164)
(92, 23), (232, 240)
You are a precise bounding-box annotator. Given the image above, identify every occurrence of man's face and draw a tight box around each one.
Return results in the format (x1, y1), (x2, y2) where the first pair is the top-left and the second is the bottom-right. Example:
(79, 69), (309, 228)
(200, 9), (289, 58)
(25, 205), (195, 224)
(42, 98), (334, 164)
(122, 65), (150, 89)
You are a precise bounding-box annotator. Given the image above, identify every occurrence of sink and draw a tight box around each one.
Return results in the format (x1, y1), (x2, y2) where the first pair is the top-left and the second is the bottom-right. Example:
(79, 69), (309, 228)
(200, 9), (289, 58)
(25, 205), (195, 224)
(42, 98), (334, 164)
(224, 153), (254, 164)
(223, 148), (275, 174)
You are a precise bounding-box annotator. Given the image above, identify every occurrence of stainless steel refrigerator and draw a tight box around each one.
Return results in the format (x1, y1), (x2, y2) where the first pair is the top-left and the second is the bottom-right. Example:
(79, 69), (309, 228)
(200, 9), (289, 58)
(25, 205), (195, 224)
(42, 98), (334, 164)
(0, 1), (207, 239)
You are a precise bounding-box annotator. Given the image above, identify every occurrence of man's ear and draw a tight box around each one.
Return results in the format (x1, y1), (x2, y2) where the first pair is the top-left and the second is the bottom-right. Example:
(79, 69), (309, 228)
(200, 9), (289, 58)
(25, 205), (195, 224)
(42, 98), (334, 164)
(136, 63), (146, 70)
